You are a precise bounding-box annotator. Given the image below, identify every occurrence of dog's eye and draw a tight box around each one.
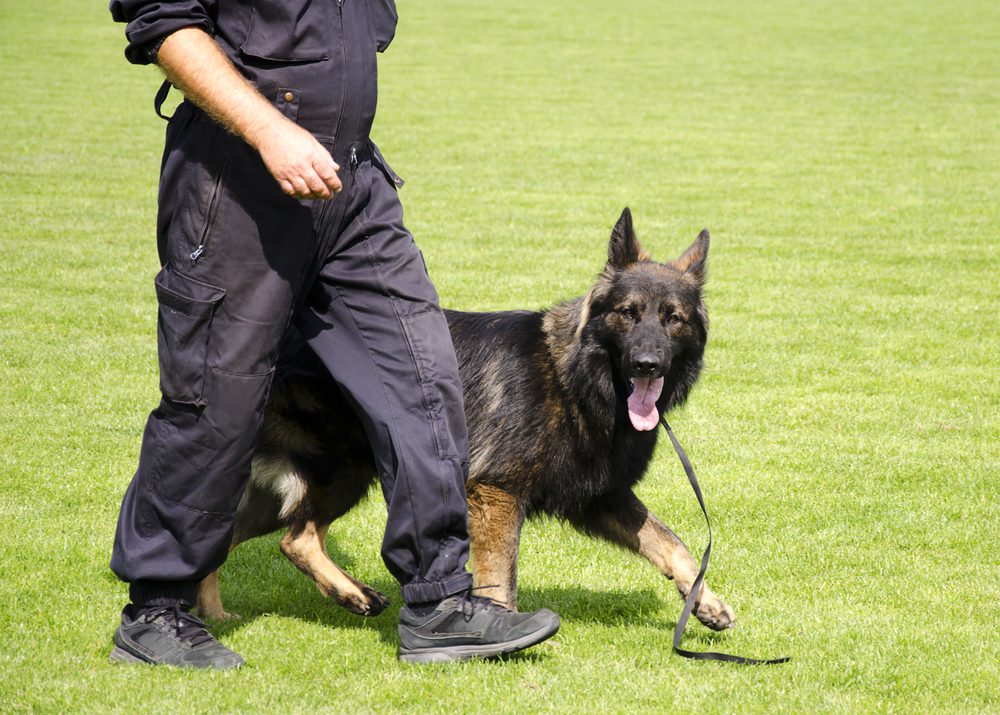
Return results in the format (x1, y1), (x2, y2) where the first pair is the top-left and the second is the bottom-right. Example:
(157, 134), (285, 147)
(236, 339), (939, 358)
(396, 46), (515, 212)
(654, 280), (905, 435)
(618, 306), (637, 320)
(665, 313), (684, 325)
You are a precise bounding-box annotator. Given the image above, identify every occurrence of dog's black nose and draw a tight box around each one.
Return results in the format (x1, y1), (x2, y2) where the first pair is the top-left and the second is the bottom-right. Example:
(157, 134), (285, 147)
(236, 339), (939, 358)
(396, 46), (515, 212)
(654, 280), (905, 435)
(631, 353), (661, 377)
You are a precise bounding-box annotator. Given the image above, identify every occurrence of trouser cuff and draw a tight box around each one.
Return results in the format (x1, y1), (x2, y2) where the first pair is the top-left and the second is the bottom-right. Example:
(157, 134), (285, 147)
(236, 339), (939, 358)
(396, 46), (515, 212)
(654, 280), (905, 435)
(129, 580), (199, 608)
(401, 572), (473, 605)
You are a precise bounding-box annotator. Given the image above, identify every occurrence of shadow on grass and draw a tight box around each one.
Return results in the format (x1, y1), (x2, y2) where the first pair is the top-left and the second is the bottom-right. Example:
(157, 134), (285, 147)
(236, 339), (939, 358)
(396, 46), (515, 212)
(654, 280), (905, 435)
(205, 537), (400, 641)
(205, 538), (733, 651)
(102, 532), (733, 657)
(518, 586), (736, 646)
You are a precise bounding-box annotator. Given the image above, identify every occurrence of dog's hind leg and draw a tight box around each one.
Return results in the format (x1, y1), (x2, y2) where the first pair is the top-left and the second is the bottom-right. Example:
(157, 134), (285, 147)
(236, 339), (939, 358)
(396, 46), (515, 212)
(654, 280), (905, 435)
(197, 537), (241, 620)
(573, 491), (735, 631)
(197, 569), (240, 621)
(196, 474), (285, 620)
(279, 520), (390, 617)
(466, 481), (524, 609)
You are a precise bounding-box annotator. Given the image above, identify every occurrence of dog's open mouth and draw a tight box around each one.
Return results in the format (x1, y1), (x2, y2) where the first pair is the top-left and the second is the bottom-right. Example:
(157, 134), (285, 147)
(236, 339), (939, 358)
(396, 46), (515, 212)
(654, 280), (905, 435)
(627, 377), (664, 431)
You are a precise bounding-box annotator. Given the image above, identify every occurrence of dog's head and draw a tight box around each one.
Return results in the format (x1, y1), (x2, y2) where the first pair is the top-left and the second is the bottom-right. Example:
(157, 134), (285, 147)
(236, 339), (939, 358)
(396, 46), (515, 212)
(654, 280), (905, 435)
(579, 208), (709, 430)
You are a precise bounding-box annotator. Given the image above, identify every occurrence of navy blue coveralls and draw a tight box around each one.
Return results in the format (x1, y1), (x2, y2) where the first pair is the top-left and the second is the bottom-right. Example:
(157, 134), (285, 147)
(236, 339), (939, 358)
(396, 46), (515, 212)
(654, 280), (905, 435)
(109, 0), (474, 607)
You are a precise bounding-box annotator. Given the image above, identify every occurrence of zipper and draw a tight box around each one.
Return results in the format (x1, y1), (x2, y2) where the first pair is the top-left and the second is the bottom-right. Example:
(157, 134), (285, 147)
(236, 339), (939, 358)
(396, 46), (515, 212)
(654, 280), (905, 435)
(190, 160), (229, 264)
(335, 1), (347, 125)
(331, 0), (347, 150)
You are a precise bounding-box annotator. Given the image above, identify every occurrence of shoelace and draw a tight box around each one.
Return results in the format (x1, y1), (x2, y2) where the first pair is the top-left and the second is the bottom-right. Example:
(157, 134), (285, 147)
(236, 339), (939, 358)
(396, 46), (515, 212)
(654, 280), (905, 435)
(459, 585), (503, 621)
(142, 604), (217, 648)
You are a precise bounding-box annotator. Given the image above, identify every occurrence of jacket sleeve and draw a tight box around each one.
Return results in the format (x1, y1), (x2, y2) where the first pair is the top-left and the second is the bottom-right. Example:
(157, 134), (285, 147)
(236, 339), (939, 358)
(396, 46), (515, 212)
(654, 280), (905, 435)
(109, 0), (217, 65)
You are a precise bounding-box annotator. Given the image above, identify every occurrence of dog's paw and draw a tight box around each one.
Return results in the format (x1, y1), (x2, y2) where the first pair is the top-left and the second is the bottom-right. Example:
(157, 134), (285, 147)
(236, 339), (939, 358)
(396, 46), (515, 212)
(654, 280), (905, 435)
(337, 585), (390, 617)
(198, 606), (242, 622)
(694, 590), (735, 631)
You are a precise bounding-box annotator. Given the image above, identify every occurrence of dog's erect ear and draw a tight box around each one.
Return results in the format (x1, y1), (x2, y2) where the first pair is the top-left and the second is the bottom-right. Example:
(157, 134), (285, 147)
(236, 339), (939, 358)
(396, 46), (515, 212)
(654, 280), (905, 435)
(607, 207), (647, 269)
(672, 229), (709, 284)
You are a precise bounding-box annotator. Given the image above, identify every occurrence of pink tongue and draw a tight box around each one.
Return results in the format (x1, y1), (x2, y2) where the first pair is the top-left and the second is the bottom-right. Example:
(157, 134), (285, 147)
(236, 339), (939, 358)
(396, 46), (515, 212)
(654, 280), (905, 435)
(627, 377), (664, 431)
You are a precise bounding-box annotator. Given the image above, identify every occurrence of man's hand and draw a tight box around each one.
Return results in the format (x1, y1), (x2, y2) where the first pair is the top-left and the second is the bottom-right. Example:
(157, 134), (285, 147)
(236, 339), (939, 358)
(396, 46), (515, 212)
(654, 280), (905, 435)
(249, 118), (342, 199)
(157, 27), (341, 200)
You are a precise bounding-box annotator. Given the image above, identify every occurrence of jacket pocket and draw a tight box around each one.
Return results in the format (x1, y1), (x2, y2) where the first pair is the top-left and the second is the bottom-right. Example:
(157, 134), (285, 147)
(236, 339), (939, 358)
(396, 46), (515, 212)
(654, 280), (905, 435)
(150, 366), (273, 514)
(365, 0), (398, 52)
(241, 0), (332, 62)
(154, 265), (226, 407)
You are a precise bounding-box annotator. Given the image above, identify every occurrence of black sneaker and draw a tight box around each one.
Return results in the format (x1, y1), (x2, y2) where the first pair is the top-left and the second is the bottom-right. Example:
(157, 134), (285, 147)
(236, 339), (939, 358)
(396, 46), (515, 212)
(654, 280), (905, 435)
(109, 603), (244, 670)
(398, 592), (560, 663)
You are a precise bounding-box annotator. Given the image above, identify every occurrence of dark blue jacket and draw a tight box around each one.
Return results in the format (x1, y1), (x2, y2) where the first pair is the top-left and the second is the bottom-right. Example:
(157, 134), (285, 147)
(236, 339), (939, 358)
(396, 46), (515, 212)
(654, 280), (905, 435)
(109, 0), (398, 143)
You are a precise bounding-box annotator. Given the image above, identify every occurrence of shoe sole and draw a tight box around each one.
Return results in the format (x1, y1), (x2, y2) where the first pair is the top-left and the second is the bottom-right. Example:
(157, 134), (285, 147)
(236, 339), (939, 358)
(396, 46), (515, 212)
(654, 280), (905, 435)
(109, 645), (146, 665)
(109, 644), (244, 670)
(398, 617), (560, 664)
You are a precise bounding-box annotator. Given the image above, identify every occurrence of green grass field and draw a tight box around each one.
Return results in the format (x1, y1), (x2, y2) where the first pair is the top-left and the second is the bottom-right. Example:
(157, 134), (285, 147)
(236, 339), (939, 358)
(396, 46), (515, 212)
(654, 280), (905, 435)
(1, 1), (998, 712)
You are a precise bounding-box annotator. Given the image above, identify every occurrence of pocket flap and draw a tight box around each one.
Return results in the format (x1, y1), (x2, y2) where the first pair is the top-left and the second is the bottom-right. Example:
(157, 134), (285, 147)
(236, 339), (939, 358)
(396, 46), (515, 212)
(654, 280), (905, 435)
(154, 265), (226, 317)
(241, 1), (332, 62)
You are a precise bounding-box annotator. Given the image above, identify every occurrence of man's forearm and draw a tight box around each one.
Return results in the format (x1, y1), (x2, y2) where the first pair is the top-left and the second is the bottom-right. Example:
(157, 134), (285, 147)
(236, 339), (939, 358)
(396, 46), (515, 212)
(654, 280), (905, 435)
(155, 26), (341, 199)
(156, 27), (283, 152)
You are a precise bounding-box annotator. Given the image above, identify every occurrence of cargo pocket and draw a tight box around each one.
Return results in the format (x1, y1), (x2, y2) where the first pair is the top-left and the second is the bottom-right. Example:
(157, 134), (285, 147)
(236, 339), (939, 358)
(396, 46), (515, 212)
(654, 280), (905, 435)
(154, 265), (226, 407)
(150, 366), (275, 514)
(364, 0), (398, 52)
(399, 309), (463, 460)
(241, 0), (332, 61)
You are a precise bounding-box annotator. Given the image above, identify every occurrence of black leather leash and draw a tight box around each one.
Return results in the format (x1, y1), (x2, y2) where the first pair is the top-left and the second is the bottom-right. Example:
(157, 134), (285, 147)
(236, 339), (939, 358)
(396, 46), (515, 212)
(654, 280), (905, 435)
(661, 417), (790, 665)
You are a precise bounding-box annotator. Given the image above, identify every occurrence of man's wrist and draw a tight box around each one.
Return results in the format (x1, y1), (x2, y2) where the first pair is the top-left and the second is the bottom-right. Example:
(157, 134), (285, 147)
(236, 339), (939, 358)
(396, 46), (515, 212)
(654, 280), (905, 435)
(243, 111), (285, 154)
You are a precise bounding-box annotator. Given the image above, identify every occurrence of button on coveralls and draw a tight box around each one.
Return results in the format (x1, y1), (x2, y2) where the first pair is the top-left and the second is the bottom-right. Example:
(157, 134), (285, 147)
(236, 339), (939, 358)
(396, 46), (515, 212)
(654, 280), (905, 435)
(109, 0), (474, 605)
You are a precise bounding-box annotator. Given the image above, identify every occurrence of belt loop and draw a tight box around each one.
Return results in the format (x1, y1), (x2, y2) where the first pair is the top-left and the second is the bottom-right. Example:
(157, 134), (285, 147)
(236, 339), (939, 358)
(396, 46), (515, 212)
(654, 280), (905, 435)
(154, 79), (174, 121)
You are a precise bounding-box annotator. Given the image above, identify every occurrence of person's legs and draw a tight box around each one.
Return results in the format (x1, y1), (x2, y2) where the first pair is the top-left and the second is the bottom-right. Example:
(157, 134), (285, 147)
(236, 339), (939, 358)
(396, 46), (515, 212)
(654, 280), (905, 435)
(110, 105), (329, 667)
(296, 145), (472, 604)
(296, 146), (560, 661)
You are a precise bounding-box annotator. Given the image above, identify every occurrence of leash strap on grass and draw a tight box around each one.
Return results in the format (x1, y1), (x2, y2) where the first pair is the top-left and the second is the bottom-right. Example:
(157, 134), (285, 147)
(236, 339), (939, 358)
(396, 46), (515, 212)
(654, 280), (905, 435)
(661, 417), (790, 665)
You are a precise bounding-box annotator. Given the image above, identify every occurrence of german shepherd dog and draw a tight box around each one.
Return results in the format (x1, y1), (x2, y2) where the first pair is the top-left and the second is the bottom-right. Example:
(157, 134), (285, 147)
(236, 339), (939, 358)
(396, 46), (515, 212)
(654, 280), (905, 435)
(196, 208), (735, 632)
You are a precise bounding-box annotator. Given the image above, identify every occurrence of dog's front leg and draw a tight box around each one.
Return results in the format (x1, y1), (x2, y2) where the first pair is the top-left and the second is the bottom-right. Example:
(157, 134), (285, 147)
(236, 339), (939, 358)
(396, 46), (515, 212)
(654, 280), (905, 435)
(574, 491), (735, 630)
(466, 481), (524, 609)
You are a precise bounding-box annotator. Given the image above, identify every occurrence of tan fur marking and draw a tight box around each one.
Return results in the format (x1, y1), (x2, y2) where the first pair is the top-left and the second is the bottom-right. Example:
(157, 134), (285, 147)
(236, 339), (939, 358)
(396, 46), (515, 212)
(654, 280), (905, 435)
(669, 231), (709, 282)
(196, 570), (240, 620)
(249, 455), (308, 519)
(585, 496), (735, 630)
(468, 442), (494, 480)
(197, 539), (239, 620)
(574, 287), (597, 340)
(467, 482), (524, 609)
(276, 472), (308, 520)
(543, 297), (587, 383)
(279, 520), (385, 615)
(482, 359), (507, 415)
(633, 514), (700, 590)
